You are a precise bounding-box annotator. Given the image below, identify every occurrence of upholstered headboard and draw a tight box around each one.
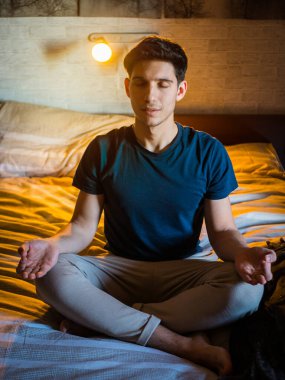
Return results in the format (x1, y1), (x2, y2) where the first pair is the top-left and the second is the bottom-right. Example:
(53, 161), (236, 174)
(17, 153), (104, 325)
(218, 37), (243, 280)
(175, 114), (285, 168)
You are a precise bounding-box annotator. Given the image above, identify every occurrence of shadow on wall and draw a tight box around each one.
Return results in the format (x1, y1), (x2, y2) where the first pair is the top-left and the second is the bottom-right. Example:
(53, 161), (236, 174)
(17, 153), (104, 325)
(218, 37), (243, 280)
(43, 41), (81, 61)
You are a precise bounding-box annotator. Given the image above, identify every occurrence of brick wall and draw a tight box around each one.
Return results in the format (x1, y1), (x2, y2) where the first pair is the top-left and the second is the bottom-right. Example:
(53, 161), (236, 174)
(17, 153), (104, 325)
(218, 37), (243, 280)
(0, 17), (284, 114)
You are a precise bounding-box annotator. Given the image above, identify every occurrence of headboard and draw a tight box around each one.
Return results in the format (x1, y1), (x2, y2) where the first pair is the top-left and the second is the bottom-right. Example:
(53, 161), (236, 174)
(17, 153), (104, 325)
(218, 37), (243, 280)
(175, 114), (285, 169)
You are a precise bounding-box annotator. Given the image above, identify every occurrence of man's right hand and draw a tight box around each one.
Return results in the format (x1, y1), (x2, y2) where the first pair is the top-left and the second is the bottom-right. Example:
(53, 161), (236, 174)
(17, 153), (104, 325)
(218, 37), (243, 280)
(17, 239), (60, 280)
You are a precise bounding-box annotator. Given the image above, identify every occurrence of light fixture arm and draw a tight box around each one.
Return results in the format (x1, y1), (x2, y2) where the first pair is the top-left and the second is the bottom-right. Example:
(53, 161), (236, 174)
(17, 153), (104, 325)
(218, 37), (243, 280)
(87, 32), (158, 42)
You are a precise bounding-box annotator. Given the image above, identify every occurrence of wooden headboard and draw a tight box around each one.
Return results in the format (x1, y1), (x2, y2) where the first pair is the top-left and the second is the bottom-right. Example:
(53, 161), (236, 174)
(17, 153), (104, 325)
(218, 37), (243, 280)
(175, 114), (285, 168)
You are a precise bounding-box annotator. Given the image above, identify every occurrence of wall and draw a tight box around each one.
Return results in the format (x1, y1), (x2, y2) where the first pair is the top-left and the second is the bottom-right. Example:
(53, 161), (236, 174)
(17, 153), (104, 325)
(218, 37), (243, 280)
(0, 17), (284, 114)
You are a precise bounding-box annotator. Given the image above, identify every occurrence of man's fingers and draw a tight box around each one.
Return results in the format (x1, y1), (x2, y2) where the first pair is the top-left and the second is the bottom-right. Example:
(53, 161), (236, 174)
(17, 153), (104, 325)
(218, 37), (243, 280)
(16, 239), (58, 280)
(241, 272), (254, 284)
(28, 266), (41, 280)
(259, 249), (275, 282)
(16, 258), (28, 273)
(253, 273), (267, 285)
(18, 242), (30, 259)
(36, 263), (51, 278)
(264, 249), (277, 263)
(262, 262), (273, 282)
(16, 263), (24, 274)
(19, 260), (40, 279)
(21, 262), (50, 279)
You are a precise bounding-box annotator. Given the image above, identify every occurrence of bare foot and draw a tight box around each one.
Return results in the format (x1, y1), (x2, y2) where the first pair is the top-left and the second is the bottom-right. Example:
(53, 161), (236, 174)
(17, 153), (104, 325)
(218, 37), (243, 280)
(185, 333), (232, 375)
(147, 325), (232, 375)
(59, 319), (94, 337)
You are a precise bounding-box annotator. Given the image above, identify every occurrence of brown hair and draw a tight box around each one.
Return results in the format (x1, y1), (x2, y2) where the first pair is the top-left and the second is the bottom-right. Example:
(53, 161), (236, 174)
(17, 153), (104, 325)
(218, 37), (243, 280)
(124, 36), (188, 84)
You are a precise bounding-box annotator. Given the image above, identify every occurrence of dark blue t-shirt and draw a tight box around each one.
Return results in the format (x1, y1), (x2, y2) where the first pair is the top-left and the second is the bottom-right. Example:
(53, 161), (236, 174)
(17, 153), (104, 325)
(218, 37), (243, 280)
(73, 123), (238, 261)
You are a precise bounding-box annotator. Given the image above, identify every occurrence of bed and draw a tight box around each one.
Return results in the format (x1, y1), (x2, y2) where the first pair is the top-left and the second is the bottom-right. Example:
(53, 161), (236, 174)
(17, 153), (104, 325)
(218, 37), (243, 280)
(0, 101), (284, 380)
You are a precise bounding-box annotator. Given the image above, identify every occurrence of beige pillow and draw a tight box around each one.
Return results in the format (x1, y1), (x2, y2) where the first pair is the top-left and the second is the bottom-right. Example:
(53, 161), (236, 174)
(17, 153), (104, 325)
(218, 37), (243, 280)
(0, 101), (134, 177)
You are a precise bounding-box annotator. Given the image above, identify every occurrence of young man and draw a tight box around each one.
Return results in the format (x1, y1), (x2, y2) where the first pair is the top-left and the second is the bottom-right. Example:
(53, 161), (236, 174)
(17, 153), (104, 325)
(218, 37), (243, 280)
(17, 36), (276, 375)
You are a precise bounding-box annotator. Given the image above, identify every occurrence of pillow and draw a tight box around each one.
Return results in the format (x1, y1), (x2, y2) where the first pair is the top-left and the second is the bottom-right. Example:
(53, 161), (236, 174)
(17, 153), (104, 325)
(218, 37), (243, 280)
(226, 143), (284, 177)
(0, 101), (134, 177)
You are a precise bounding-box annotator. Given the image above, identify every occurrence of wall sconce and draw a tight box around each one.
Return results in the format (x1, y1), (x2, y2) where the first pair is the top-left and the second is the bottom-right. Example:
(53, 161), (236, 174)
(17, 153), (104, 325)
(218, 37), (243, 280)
(87, 32), (158, 63)
(88, 35), (112, 63)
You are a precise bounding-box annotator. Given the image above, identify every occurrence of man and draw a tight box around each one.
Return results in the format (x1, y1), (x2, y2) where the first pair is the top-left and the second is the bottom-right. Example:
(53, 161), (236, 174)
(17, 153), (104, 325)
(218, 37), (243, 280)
(17, 36), (276, 375)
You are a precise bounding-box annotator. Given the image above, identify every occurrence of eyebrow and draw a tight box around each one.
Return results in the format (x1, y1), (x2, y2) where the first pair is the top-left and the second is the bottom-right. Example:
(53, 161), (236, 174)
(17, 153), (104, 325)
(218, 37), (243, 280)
(132, 76), (174, 83)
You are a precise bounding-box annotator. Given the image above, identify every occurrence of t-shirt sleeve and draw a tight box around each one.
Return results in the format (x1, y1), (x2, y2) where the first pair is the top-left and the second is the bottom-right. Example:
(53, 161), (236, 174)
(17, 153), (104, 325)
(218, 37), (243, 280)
(205, 139), (238, 200)
(72, 138), (104, 195)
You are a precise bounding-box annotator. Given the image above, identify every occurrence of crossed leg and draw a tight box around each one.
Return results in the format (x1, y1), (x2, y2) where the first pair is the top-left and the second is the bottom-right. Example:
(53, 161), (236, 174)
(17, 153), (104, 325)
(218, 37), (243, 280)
(36, 253), (263, 375)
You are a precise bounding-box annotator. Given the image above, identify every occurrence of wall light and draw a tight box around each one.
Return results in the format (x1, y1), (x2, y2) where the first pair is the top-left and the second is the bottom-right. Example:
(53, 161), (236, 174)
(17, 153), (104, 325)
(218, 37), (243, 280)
(88, 36), (112, 62)
(87, 32), (158, 63)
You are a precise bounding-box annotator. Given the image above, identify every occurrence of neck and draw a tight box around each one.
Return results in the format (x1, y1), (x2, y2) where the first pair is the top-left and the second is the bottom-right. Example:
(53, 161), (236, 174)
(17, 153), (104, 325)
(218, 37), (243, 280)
(133, 118), (178, 153)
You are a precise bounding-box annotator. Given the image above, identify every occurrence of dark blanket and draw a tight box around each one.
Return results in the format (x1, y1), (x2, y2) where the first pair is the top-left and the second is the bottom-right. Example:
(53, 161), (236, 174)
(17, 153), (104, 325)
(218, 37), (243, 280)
(221, 238), (285, 380)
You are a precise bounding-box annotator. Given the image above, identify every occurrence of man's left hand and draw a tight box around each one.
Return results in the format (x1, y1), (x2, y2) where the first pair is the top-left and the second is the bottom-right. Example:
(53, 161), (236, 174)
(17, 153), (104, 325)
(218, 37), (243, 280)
(235, 247), (277, 285)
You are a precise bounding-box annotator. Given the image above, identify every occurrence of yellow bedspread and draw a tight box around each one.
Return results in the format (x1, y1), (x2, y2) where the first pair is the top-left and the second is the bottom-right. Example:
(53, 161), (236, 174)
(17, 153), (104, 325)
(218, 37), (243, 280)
(0, 176), (107, 320)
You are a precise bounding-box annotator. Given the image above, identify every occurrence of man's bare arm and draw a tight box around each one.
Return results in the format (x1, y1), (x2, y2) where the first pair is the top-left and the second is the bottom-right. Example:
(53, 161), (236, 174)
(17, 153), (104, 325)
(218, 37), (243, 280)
(17, 191), (104, 279)
(204, 197), (276, 285)
(204, 197), (246, 262)
(50, 191), (104, 254)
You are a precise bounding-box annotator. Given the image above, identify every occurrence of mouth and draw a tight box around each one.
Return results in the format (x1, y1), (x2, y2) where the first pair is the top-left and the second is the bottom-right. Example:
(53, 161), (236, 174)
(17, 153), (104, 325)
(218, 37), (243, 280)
(142, 107), (161, 116)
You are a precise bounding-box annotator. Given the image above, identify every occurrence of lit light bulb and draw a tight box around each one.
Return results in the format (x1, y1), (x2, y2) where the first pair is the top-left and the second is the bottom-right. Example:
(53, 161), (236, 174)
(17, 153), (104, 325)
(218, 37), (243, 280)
(92, 42), (112, 62)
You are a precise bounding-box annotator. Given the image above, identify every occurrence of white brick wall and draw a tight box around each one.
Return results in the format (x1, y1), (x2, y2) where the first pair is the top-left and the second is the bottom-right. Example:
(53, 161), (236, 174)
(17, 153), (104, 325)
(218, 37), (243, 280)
(0, 17), (284, 114)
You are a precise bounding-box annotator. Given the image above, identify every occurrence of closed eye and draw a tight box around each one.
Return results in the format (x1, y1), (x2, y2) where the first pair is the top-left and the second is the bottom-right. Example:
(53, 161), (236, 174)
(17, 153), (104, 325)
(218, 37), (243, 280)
(132, 79), (147, 87)
(158, 81), (171, 88)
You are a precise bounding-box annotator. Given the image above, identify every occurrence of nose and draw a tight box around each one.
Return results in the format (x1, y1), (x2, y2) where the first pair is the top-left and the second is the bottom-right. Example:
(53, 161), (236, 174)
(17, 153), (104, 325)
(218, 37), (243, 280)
(144, 83), (157, 103)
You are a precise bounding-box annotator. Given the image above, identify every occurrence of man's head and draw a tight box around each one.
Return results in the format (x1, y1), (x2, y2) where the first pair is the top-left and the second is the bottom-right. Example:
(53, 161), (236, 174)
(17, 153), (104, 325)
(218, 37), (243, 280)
(124, 36), (188, 129)
(123, 36), (188, 85)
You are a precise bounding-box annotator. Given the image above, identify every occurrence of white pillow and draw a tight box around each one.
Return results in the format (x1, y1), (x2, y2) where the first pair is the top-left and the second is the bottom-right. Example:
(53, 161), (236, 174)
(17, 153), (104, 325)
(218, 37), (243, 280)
(0, 101), (134, 177)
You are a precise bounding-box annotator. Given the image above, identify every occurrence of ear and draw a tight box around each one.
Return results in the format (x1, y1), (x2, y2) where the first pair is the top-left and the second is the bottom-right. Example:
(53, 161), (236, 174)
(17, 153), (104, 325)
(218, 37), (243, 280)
(124, 77), (130, 98)
(176, 80), (187, 102)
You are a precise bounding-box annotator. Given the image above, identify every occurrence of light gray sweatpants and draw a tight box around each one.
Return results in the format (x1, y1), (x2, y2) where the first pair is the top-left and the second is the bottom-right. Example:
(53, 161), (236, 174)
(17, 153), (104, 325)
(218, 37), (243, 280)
(36, 253), (264, 346)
